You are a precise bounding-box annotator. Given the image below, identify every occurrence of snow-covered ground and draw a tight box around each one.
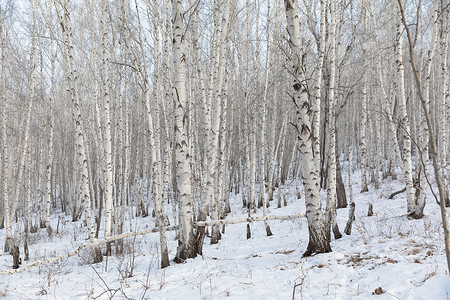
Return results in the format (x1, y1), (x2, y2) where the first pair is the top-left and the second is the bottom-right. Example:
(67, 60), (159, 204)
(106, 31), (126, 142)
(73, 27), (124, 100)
(1, 169), (449, 299)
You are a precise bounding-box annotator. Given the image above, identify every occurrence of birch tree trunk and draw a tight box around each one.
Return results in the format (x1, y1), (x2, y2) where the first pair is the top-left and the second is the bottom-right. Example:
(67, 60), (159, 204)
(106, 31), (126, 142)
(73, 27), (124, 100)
(313, 0), (327, 172)
(325, 0), (342, 240)
(411, 2), (439, 219)
(0, 13), (3, 227)
(100, 0), (113, 257)
(92, 42), (105, 237)
(189, 0), (209, 255)
(359, 4), (369, 193)
(44, 31), (56, 237)
(56, 0), (102, 263)
(152, 3), (170, 268)
(172, 0), (197, 262)
(284, 0), (331, 256)
(0, 5), (13, 261)
(345, 116), (354, 235)
(277, 127), (287, 208)
(210, 0), (231, 245)
(269, 118), (286, 203)
(438, 2), (449, 206)
(395, 3), (415, 213)
(260, 0), (273, 237)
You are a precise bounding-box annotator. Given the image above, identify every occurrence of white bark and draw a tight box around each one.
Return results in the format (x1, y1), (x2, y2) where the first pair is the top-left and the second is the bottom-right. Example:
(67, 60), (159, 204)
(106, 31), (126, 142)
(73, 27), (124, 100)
(439, 1), (449, 204)
(0, 4), (12, 254)
(56, 0), (102, 263)
(347, 118), (353, 205)
(268, 118), (287, 203)
(172, 0), (197, 262)
(25, 145), (32, 232)
(259, 0), (273, 237)
(44, 30), (56, 235)
(151, 2), (170, 268)
(277, 126), (287, 208)
(100, 0), (113, 257)
(395, 4), (415, 213)
(325, 0), (341, 240)
(250, 107), (257, 212)
(209, 0), (231, 245)
(284, 0), (331, 255)
(413, 2), (439, 218)
(312, 0), (327, 172)
(359, 4), (369, 193)
(188, 0), (209, 234)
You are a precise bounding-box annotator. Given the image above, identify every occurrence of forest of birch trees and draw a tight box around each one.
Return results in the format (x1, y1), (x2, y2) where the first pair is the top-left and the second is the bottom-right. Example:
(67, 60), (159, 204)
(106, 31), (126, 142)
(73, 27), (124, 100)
(0, 0), (449, 272)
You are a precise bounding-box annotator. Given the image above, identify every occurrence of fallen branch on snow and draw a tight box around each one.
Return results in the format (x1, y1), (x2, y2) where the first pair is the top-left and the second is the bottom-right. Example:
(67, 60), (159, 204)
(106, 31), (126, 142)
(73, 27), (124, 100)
(1, 213), (306, 274)
(194, 213), (306, 227)
(0, 225), (178, 275)
(388, 187), (406, 199)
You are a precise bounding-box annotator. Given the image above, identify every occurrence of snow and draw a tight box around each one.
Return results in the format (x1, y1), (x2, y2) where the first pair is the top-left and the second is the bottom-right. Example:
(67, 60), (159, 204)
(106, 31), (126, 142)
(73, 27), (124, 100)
(1, 169), (449, 299)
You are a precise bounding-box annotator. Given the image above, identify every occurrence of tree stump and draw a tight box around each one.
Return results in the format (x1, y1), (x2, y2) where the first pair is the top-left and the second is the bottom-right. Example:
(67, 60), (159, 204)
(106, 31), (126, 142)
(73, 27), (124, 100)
(12, 244), (20, 269)
(367, 203), (373, 216)
(344, 202), (356, 235)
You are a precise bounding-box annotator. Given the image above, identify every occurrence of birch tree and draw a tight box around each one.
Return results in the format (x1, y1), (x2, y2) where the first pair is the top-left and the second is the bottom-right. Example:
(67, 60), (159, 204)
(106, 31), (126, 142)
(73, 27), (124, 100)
(359, 3), (369, 193)
(397, 0), (450, 273)
(259, 0), (273, 237)
(0, 3), (15, 266)
(395, 2), (415, 213)
(100, 0), (113, 257)
(284, 0), (331, 255)
(209, 0), (231, 245)
(55, 0), (102, 263)
(411, 1), (439, 219)
(44, 25), (56, 236)
(313, 0), (327, 173)
(438, 0), (449, 206)
(325, 0), (342, 240)
(151, 0), (170, 268)
(172, 0), (197, 262)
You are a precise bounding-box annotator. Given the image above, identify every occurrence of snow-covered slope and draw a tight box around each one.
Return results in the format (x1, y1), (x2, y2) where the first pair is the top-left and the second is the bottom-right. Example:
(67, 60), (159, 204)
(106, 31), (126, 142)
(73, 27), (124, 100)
(1, 170), (449, 299)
